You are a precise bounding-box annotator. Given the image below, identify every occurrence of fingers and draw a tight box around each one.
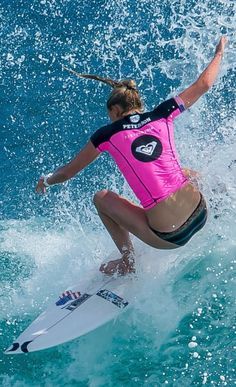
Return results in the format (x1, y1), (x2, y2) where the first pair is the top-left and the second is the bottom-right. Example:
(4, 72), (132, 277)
(221, 36), (228, 43)
(215, 36), (228, 56)
(35, 178), (46, 194)
(219, 36), (228, 49)
(99, 262), (115, 275)
(99, 259), (135, 275)
(220, 36), (227, 48)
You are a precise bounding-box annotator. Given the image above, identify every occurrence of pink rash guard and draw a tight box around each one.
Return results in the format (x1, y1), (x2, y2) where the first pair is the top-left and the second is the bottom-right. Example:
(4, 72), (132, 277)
(90, 97), (189, 210)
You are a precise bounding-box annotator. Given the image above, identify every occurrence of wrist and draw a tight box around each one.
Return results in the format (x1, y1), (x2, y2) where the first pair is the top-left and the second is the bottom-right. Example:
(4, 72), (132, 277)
(42, 173), (53, 187)
(215, 51), (223, 58)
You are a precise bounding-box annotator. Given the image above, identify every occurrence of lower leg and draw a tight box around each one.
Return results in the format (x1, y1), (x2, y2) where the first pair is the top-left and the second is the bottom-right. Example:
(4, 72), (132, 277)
(94, 191), (135, 274)
(93, 190), (178, 275)
(96, 208), (134, 255)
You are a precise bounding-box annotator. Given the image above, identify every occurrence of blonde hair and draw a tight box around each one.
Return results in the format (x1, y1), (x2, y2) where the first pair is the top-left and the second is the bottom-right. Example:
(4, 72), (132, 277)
(63, 66), (144, 113)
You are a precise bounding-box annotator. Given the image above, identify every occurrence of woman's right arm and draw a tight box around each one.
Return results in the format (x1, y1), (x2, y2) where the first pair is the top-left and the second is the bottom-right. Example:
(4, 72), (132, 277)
(179, 36), (227, 109)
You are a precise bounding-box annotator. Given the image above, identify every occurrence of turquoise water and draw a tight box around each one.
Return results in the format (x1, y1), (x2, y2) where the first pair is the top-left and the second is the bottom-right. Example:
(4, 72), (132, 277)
(0, 0), (235, 385)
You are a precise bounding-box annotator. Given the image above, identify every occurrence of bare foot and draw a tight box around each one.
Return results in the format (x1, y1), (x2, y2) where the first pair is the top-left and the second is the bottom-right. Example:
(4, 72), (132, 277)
(100, 255), (135, 276)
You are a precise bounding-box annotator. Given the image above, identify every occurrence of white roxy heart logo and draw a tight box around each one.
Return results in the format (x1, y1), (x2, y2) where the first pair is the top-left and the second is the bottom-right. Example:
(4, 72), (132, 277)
(136, 141), (157, 156)
(130, 114), (140, 123)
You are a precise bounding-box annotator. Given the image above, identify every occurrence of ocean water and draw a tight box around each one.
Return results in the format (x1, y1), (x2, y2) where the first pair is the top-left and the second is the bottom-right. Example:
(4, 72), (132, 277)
(0, 0), (235, 385)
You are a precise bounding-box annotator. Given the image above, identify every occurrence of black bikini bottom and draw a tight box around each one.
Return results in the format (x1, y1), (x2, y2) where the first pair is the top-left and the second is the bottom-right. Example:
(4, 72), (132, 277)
(150, 194), (208, 246)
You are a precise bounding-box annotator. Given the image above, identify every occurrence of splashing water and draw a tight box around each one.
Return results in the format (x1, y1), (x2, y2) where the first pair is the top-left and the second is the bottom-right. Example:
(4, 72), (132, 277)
(0, 0), (235, 385)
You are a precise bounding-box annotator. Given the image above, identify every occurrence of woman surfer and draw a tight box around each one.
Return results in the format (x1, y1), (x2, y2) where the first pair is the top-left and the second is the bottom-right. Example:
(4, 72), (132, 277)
(36, 37), (227, 275)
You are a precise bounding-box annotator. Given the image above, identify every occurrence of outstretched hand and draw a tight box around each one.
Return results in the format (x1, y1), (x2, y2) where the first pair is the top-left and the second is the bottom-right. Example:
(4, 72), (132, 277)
(215, 36), (228, 56)
(36, 177), (47, 194)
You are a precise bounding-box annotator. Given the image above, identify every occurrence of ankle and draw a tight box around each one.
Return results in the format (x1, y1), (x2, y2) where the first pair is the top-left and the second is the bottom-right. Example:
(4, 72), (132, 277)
(121, 245), (134, 256)
(121, 251), (135, 266)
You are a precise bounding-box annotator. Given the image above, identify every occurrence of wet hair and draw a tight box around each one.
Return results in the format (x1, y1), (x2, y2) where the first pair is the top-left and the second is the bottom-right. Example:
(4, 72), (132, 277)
(63, 66), (144, 113)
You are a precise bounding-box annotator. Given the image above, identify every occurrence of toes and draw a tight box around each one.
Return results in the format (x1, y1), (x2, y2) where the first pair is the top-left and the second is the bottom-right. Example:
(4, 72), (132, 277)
(100, 262), (113, 275)
(99, 258), (134, 276)
(99, 263), (107, 273)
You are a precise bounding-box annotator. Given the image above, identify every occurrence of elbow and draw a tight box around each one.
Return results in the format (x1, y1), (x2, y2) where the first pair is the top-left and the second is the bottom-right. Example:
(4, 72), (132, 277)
(200, 78), (211, 92)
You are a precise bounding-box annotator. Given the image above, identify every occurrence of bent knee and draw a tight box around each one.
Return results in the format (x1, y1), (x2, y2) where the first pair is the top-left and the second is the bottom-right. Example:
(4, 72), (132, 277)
(93, 189), (112, 208)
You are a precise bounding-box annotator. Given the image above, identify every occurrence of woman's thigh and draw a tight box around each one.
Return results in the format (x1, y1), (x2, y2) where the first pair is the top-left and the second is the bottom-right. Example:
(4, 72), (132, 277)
(94, 190), (179, 250)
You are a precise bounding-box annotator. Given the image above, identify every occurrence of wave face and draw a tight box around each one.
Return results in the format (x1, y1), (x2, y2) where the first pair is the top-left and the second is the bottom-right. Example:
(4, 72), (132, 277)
(0, 0), (235, 385)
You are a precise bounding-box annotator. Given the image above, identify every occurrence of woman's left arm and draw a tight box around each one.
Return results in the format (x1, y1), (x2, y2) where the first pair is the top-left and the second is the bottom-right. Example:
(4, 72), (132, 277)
(36, 141), (100, 194)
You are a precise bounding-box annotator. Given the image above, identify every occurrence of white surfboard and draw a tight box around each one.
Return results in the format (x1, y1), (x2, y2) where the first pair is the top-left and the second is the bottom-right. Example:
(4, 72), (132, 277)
(5, 273), (134, 354)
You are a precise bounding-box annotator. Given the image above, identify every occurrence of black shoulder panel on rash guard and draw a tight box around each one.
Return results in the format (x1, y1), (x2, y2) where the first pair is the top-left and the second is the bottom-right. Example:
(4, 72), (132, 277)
(90, 123), (116, 148)
(152, 98), (179, 119)
(90, 98), (179, 149)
